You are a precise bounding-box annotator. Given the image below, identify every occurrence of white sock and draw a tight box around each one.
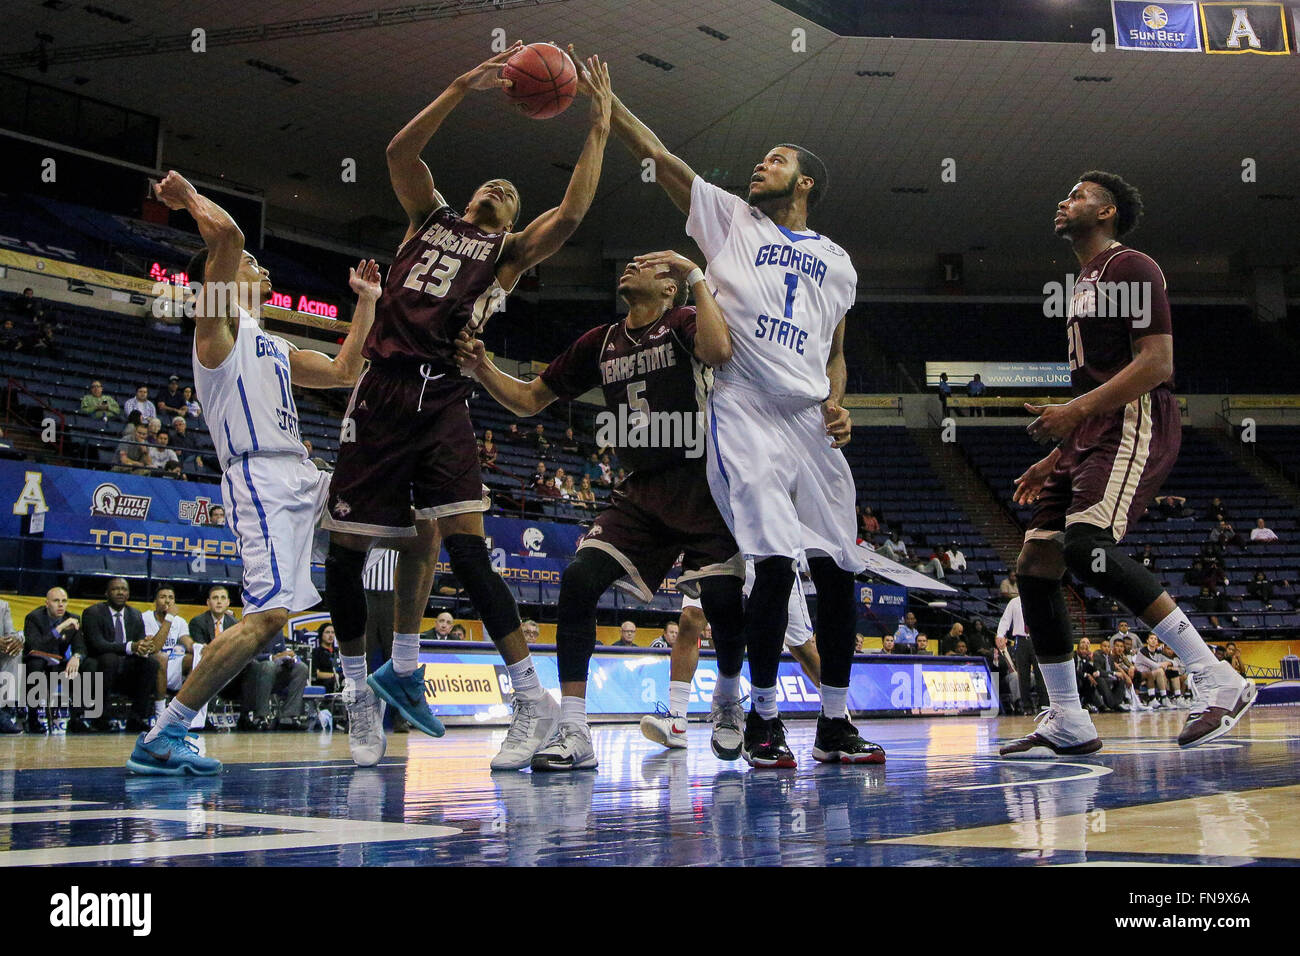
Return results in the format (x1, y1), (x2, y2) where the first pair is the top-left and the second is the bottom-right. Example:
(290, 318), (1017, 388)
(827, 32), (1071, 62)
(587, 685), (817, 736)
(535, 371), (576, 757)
(341, 654), (367, 685)
(714, 673), (741, 703)
(560, 694), (587, 728)
(668, 680), (691, 718)
(144, 698), (198, 743)
(506, 656), (544, 701)
(391, 632), (420, 677)
(1040, 660), (1084, 711)
(821, 685), (848, 720)
(753, 685), (779, 720)
(1151, 608), (1216, 673)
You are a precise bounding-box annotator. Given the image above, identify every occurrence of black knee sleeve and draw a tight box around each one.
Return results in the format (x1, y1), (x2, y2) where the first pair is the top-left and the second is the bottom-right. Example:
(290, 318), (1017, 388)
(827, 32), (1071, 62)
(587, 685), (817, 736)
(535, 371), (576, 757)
(745, 556), (796, 688)
(808, 556), (855, 688)
(555, 549), (625, 684)
(325, 540), (368, 646)
(1018, 574), (1073, 660)
(444, 534), (522, 643)
(698, 574), (745, 678)
(1062, 523), (1164, 615)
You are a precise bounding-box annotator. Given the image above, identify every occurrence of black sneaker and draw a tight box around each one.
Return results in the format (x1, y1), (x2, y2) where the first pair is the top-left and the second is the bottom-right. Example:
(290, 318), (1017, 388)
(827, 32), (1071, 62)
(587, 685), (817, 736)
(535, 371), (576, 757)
(812, 714), (887, 764)
(741, 710), (796, 769)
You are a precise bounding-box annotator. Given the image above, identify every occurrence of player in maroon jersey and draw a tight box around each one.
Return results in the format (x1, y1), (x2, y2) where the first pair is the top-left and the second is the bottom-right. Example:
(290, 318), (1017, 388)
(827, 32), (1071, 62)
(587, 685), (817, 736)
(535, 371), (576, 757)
(320, 47), (614, 770)
(1000, 171), (1255, 759)
(456, 250), (752, 770)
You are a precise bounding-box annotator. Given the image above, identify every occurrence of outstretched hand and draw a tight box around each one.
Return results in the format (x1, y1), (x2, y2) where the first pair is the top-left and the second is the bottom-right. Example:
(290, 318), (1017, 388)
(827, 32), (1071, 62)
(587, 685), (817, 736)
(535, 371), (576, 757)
(459, 43), (524, 92)
(348, 259), (383, 301)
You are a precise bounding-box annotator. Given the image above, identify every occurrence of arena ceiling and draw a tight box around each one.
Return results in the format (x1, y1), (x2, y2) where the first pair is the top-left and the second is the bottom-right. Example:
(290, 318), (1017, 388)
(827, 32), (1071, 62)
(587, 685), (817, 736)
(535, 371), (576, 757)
(3, 0), (1299, 291)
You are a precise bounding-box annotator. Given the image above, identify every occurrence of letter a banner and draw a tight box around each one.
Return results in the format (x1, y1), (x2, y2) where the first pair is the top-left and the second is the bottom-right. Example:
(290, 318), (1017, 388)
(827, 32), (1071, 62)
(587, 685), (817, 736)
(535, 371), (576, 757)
(1200, 2), (1291, 54)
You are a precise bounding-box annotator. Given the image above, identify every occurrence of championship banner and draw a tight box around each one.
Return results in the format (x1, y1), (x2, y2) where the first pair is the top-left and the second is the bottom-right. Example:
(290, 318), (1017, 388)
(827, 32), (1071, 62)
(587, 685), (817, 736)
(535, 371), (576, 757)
(925, 361), (1071, 389)
(1200, 2), (1291, 53)
(1112, 1), (1203, 51)
(418, 646), (996, 722)
(856, 581), (908, 632)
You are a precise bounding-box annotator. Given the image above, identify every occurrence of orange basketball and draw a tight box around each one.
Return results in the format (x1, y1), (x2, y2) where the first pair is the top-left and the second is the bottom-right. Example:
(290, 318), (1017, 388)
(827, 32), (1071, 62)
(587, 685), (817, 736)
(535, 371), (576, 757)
(502, 42), (578, 120)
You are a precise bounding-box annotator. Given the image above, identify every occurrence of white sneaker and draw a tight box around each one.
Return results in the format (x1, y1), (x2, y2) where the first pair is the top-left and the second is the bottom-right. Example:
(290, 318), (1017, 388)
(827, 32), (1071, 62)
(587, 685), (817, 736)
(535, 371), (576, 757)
(531, 722), (598, 771)
(639, 706), (688, 749)
(710, 697), (746, 761)
(342, 678), (386, 768)
(1174, 696), (1191, 710)
(999, 705), (1102, 758)
(1178, 662), (1257, 748)
(491, 692), (560, 770)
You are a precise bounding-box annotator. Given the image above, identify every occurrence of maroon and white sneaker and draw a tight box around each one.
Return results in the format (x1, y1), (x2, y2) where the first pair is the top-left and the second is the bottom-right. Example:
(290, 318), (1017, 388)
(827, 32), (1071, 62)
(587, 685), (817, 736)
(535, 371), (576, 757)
(999, 706), (1102, 759)
(1178, 662), (1257, 749)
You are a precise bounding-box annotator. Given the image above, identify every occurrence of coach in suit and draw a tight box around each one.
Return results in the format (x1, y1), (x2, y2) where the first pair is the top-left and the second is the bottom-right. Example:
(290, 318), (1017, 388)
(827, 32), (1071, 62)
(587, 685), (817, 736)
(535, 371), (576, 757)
(189, 584), (266, 730)
(80, 577), (159, 731)
(21, 587), (97, 732)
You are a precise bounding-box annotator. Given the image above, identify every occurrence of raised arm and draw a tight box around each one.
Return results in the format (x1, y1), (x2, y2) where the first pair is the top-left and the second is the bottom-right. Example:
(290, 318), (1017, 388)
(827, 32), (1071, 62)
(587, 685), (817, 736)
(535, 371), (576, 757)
(289, 260), (382, 389)
(498, 56), (612, 288)
(455, 333), (557, 417)
(153, 171), (243, 367)
(386, 44), (523, 240)
(631, 250), (731, 366)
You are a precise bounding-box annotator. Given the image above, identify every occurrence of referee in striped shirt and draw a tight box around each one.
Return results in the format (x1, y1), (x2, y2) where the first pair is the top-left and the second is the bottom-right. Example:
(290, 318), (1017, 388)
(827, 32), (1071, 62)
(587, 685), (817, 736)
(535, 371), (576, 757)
(363, 548), (408, 733)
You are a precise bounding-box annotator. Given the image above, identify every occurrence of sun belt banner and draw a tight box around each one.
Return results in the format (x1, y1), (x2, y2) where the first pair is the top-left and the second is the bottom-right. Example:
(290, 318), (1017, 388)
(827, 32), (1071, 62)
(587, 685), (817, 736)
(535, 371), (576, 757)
(1112, 2), (1203, 51)
(1199, 1), (1291, 54)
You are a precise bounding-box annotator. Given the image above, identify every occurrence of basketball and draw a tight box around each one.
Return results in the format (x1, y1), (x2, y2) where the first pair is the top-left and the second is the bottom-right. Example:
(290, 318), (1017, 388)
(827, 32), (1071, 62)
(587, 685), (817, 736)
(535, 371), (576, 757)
(502, 42), (577, 120)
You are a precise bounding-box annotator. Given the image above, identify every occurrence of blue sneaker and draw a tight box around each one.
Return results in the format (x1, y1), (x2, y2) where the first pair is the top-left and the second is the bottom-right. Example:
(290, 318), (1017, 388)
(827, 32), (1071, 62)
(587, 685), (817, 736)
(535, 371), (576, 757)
(366, 661), (445, 738)
(126, 726), (223, 776)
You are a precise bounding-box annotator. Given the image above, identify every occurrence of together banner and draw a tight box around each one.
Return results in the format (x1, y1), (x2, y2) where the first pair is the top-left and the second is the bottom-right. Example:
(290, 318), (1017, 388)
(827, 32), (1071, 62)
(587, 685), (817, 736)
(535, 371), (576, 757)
(1112, 2), (1292, 53)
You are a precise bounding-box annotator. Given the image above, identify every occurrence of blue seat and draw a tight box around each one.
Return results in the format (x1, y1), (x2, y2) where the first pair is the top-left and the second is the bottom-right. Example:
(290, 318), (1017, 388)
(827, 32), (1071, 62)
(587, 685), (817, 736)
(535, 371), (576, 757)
(61, 552), (108, 574)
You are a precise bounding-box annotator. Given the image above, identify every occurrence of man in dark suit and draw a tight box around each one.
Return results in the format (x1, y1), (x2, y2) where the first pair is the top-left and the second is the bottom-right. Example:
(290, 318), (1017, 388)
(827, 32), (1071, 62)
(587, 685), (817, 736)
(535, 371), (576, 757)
(189, 585), (266, 730)
(80, 577), (160, 731)
(1092, 638), (1130, 712)
(21, 586), (94, 733)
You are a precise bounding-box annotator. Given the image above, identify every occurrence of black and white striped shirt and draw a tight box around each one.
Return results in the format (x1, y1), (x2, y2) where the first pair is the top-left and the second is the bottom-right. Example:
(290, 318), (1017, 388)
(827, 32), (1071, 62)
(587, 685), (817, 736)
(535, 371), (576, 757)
(363, 548), (398, 592)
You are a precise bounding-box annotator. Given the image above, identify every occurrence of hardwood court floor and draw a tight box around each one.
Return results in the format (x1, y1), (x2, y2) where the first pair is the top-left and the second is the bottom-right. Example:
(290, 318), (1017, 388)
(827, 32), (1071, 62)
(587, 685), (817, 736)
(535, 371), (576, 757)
(2, 706), (1298, 866)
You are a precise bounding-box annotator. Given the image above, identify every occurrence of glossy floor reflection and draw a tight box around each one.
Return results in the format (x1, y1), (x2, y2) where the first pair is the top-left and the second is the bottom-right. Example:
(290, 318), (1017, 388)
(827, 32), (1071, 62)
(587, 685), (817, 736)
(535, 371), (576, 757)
(3, 706), (1299, 866)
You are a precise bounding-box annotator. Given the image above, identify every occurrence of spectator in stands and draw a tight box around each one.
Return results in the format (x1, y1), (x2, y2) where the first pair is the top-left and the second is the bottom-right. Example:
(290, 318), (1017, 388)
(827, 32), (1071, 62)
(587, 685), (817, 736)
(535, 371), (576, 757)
(1194, 585), (1228, 614)
(14, 288), (45, 323)
(206, 505), (226, 528)
(1137, 543), (1158, 572)
(583, 452), (603, 484)
(478, 429), (499, 471)
(533, 462), (560, 498)
(1250, 518), (1279, 544)
(879, 531), (908, 563)
(527, 423), (551, 456)
(1248, 570), (1275, 609)
(966, 373), (986, 416)
(915, 633), (930, 655)
(156, 375), (186, 418)
(147, 430), (178, 473)
(168, 416), (203, 470)
(561, 426), (582, 454)
(423, 612), (455, 640)
(18, 588), (90, 733)
(449, 624), (468, 641)
(1208, 497), (1229, 523)
(1153, 494), (1192, 519)
(944, 638), (969, 657)
(181, 386), (201, 418)
(575, 475), (596, 509)
(1111, 620), (1134, 648)
(1209, 520), (1245, 550)
(937, 371), (951, 412)
(114, 423), (152, 475)
(874, 634), (896, 654)
(613, 621), (637, 647)
(1224, 641), (1246, 677)
(79, 381), (121, 421)
(651, 622), (679, 649)
(502, 422), (522, 444)
(79, 578), (158, 732)
(599, 453), (613, 486)
(162, 460), (184, 480)
(146, 416), (163, 441)
(893, 612), (919, 650)
(999, 570), (1019, 599)
(520, 619), (540, 642)
(916, 548), (945, 580)
(553, 466), (569, 494)
(0, 319), (23, 352)
(124, 385), (155, 423)
(939, 622), (964, 655)
(614, 466), (627, 486)
(859, 507), (880, 535)
(121, 409), (143, 438)
(945, 542), (967, 573)
(559, 473), (578, 500)
(312, 624), (340, 692)
(965, 617), (990, 655)
(1073, 637), (1112, 713)
(253, 630), (310, 730)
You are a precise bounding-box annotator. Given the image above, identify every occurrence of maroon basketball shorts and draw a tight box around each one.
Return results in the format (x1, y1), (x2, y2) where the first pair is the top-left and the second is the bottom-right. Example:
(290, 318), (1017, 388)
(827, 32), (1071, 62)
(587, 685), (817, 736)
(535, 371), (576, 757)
(577, 461), (744, 602)
(321, 362), (487, 537)
(1027, 388), (1181, 546)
